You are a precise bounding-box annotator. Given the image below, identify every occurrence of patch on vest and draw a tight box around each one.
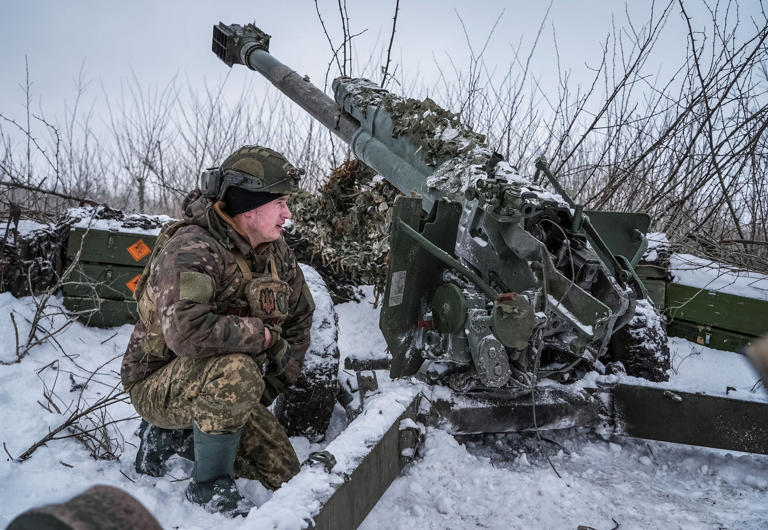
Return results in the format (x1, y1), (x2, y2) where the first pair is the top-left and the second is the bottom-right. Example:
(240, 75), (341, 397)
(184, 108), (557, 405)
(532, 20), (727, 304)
(179, 271), (214, 304)
(276, 291), (289, 313)
(260, 288), (276, 314)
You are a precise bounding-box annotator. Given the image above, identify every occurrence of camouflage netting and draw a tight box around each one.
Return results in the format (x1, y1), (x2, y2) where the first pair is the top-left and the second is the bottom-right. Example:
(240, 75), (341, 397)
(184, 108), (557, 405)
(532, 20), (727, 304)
(1, 182), (396, 307)
(74, 205), (169, 231)
(284, 159), (399, 304)
(0, 218), (69, 298)
(384, 94), (486, 166)
(336, 78), (487, 167)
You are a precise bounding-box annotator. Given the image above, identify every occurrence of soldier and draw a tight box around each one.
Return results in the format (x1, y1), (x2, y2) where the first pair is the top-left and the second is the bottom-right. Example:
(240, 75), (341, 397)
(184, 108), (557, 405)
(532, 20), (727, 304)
(120, 146), (315, 517)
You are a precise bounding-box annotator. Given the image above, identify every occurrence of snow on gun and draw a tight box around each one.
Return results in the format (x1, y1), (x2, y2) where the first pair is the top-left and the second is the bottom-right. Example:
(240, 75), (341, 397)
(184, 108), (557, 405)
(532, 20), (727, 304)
(199, 21), (768, 530)
(7, 21), (768, 530)
(210, 17), (768, 457)
(211, 21), (668, 399)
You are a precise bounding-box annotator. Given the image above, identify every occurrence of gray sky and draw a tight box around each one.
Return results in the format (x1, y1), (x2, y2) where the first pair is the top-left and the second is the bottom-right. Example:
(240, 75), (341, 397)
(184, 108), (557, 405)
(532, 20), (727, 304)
(1, 1), (765, 131)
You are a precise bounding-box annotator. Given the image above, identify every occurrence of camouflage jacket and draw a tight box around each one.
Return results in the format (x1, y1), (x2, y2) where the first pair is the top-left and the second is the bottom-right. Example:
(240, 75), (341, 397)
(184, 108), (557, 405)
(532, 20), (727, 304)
(120, 190), (314, 389)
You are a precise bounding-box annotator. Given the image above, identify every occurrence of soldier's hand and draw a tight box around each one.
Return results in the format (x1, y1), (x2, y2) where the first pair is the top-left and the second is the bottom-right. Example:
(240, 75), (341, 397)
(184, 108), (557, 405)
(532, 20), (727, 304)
(264, 332), (290, 370)
(260, 375), (285, 407)
(264, 323), (283, 349)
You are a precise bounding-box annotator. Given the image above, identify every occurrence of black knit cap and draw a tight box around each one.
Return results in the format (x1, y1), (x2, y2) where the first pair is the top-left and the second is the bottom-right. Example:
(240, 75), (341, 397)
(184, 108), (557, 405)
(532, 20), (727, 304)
(222, 187), (282, 217)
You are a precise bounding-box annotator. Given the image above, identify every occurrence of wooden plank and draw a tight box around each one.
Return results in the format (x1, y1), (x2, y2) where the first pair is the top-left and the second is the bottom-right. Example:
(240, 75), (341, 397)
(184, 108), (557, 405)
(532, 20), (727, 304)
(613, 383), (768, 455)
(666, 283), (768, 337)
(248, 389), (421, 529)
(67, 228), (157, 268)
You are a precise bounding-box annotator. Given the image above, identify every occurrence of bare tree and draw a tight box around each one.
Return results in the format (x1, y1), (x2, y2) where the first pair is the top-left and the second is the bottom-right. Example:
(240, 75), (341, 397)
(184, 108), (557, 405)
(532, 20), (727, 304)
(2, 0), (766, 273)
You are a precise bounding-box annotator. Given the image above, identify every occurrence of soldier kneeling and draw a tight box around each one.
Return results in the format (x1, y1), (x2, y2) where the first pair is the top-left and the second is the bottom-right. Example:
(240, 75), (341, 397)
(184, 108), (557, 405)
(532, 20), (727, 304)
(121, 146), (315, 517)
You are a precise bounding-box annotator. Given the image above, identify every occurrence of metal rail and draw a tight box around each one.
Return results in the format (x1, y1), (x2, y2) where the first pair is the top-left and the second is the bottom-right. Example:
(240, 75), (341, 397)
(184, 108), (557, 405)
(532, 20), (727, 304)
(612, 383), (768, 454)
(277, 382), (768, 529)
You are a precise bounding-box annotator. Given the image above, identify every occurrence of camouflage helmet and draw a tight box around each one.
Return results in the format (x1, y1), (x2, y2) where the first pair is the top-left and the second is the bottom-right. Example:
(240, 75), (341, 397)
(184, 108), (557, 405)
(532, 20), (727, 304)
(202, 145), (304, 201)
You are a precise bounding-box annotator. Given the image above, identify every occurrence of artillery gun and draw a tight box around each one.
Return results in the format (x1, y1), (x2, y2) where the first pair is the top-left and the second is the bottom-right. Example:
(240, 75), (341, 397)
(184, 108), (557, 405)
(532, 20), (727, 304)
(210, 22), (665, 400)
(6, 21), (768, 530)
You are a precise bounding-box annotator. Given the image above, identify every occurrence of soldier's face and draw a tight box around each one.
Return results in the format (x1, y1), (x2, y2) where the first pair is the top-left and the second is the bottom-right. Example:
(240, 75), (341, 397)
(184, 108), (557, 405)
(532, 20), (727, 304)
(242, 195), (292, 245)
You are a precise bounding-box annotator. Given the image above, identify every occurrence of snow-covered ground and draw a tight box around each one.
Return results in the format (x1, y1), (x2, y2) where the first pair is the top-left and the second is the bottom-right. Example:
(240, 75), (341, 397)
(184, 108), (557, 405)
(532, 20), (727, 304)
(1, 284), (767, 529)
(364, 426), (768, 529)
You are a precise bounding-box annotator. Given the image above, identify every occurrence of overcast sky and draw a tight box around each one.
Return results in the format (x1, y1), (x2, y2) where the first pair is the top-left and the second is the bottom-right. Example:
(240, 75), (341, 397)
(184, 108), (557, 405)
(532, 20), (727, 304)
(1, 1), (765, 132)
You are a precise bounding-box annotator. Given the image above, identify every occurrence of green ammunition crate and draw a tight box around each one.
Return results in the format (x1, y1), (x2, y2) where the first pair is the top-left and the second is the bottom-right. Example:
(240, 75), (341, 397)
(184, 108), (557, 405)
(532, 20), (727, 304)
(634, 262), (765, 353)
(63, 296), (138, 328)
(62, 263), (144, 300)
(67, 227), (158, 268)
(666, 283), (767, 338)
(666, 320), (754, 353)
(63, 227), (159, 327)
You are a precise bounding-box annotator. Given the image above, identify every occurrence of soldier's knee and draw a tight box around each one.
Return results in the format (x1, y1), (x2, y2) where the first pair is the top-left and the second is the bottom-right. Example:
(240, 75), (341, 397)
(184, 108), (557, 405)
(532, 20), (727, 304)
(203, 353), (264, 410)
(287, 453), (301, 477)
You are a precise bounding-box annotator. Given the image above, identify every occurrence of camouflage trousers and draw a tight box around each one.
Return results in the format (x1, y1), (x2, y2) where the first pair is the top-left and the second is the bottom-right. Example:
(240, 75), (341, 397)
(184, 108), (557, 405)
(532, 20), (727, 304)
(129, 353), (300, 489)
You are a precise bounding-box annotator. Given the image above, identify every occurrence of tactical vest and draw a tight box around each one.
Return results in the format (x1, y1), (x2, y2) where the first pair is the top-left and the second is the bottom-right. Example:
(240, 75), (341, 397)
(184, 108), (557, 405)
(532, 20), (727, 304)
(132, 220), (292, 362)
(243, 254), (292, 327)
(133, 220), (185, 362)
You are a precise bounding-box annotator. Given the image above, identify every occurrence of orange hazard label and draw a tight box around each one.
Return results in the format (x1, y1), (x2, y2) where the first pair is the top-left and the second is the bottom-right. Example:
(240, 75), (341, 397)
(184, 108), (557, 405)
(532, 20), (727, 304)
(126, 274), (141, 294)
(126, 239), (151, 261)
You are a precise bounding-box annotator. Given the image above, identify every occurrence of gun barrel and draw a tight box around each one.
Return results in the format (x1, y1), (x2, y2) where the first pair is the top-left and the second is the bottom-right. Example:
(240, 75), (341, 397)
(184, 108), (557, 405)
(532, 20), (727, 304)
(212, 22), (441, 211)
(213, 22), (359, 144)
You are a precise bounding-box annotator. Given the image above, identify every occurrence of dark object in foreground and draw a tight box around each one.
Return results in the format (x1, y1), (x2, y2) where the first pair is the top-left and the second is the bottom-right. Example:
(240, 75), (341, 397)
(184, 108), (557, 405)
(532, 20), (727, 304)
(7, 485), (162, 530)
(274, 288), (341, 440)
(274, 364), (338, 441)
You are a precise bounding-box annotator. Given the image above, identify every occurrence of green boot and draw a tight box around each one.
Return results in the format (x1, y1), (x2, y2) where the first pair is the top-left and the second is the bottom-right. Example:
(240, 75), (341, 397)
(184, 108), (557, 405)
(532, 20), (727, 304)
(185, 424), (254, 517)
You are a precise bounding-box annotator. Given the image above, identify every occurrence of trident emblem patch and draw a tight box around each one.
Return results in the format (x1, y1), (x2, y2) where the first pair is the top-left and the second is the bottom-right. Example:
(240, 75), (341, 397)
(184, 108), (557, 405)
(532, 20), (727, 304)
(260, 288), (276, 314)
